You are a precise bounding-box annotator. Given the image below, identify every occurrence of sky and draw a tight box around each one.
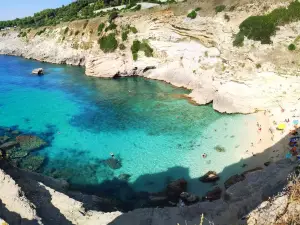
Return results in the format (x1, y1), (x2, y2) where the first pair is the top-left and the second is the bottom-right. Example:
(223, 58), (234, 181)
(0, 0), (73, 21)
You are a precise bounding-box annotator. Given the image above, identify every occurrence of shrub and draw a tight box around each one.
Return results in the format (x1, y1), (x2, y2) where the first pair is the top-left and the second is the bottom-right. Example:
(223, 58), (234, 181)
(132, 4), (141, 11)
(140, 41), (153, 57)
(233, 32), (244, 47)
(133, 53), (138, 61)
(224, 14), (230, 21)
(235, 1), (300, 45)
(215, 5), (226, 13)
(126, 3), (137, 9)
(82, 32), (85, 36)
(195, 7), (201, 11)
(75, 30), (80, 36)
(83, 20), (89, 29)
(187, 10), (197, 19)
(89, 29), (93, 34)
(130, 26), (138, 34)
(122, 30), (129, 41)
(131, 40), (141, 54)
(35, 28), (46, 36)
(119, 43), (126, 50)
(99, 33), (118, 52)
(256, 63), (262, 69)
(98, 23), (105, 33)
(109, 11), (118, 22)
(64, 27), (69, 35)
(105, 23), (117, 32)
(288, 43), (296, 51)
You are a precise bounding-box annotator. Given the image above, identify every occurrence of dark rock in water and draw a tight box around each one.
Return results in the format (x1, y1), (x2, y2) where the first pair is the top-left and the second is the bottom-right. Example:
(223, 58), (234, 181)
(19, 155), (45, 172)
(118, 173), (131, 181)
(32, 68), (44, 75)
(199, 171), (220, 183)
(224, 174), (245, 189)
(0, 141), (20, 151)
(0, 136), (10, 144)
(166, 178), (187, 201)
(16, 135), (47, 152)
(214, 145), (226, 152)
(106, 158), (122, 170)
(180, 192), (199, 204)
(204, 187), (222, 201)
(264, 161), (271, 167)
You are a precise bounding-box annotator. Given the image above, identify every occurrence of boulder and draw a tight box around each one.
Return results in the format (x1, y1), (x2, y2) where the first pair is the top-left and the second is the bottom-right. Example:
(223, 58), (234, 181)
(199, 171), (220, 183)
(204, 187), (222, 201)
(32, 68), (44, 75)
(180, 192), (199, 204)
(118, 173), (131, 181)
(0, 141), (19, 151)
(106, 158), (122, 170)
(16, 135), (47, 152)
(166, 178), (187, 201)
(224, 174), (245, 189)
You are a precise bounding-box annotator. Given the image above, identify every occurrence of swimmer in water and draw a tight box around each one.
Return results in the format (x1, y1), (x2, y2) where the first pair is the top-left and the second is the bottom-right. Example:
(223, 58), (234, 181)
(202, 153), (207, 158)
(110, 152), (115, 158)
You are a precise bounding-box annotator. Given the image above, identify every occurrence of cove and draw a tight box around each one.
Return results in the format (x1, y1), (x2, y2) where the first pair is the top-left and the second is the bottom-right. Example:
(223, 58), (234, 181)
(0, 55), (256, 198)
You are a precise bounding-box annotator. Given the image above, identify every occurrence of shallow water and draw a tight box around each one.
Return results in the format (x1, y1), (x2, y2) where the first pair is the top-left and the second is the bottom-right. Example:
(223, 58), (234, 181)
(0, 56), (256, 196)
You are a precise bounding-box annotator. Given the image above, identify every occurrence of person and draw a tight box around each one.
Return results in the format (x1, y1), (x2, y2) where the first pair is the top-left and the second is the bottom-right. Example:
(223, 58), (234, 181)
(202, 153), (207, 158)
(110, 152), (115, 158)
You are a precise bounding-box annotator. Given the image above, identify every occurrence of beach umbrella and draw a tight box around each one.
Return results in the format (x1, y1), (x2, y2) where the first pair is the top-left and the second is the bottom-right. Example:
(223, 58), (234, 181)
(293, 120), (299, 125)
(277, 123), (286, 130)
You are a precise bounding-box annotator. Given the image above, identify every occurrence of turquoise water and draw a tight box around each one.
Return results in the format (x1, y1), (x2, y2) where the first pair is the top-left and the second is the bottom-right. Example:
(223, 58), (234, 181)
(0, 56), (256, 196)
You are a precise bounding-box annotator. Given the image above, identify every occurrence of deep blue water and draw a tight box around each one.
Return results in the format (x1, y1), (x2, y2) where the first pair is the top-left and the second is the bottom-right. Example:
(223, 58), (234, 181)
(0, 55), (255, 196)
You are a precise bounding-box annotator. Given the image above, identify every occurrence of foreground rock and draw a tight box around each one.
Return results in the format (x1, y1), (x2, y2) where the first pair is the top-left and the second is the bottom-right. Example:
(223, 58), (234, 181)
(166, 178), (187, 201)
(31, 68), (44, 75)
(199, 171), (219, 183)
(204, 187), (222, 201)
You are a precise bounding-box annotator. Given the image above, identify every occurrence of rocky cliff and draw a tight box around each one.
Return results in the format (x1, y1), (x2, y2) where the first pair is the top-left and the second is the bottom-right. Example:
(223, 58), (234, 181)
(1, 0), (300, 114)
(0, 158), (298, 225)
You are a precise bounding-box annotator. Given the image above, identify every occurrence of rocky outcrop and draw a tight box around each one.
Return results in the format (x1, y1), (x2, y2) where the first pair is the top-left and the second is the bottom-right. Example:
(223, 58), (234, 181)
(31, 68), (43, 75)
(199, 171), (219, 183)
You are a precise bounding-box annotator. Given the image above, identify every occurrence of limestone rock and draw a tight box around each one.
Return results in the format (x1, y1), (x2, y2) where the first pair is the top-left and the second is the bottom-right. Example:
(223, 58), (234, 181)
(166, 178), (187, 201)
(32, 68), (44, 75)
(204, 187), (222, 201)
(199, 171), (220, 183)
(180, 192), (199, 204)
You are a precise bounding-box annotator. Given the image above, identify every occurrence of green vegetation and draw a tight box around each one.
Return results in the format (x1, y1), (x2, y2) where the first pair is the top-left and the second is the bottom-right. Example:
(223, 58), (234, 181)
(288, 43), (296, 51)
(98, 33), (118, 52)
(234, 1), (300, 45)
(98, 23), (105, 33)
(131, 4), (141, 11)
(256, 63), (262, 69)
(122, 30), (129, 41)
(75, 30), (80, 35)
(233, 32), (244, 47)
(215, 5), (226, 13)
(35, 28), (46, 36)
(18, 31), (27, 37)
(0, 0), (155, 29)
(130, 26), (138, 34)
(195, 7), (201, 11)
(130, 39), (153, 60)
(187, 10), (197, 19)
(105, 22), (117, 32)
(119, 43), (126, 50)
(64, 27), (69, 35)
(109, 11), (118, 22)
